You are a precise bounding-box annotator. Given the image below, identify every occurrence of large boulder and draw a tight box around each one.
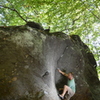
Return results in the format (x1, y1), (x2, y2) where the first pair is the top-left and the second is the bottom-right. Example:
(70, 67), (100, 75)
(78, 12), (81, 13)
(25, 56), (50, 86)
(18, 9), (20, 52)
(0, 25), (100, 100)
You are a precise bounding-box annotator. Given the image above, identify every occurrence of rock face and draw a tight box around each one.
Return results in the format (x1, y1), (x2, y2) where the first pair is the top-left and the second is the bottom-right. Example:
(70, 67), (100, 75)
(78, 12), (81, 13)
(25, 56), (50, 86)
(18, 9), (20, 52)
(0, 25), (100, 100)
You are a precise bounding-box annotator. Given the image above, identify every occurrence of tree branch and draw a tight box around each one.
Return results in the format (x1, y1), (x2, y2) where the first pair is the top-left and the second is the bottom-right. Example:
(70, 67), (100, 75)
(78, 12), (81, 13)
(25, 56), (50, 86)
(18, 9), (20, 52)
(90, 11), (100, 20)
(93, 0), (100, 13)
(81, 0), (100, 20)
(72, 16), (81, 25)
(0, 5), (27, 22)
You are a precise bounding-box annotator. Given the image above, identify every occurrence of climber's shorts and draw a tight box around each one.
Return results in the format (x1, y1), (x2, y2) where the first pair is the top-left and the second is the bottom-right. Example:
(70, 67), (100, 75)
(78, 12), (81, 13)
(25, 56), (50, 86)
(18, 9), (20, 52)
(65, 87), (75, 100)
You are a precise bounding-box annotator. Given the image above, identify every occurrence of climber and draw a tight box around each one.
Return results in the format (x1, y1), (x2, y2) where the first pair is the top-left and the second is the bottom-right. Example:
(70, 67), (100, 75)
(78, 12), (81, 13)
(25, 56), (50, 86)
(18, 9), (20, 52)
(57, 68), (76, 100)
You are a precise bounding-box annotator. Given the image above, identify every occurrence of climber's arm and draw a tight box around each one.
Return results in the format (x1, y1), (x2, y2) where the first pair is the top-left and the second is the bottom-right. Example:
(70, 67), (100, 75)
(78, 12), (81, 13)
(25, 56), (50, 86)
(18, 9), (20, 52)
(57, 68), (68, 77)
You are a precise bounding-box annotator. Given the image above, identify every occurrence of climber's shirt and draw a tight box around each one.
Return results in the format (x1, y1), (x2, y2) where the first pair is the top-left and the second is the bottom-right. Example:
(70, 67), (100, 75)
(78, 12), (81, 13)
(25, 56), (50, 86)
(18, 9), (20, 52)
(67, 78), (76, 93)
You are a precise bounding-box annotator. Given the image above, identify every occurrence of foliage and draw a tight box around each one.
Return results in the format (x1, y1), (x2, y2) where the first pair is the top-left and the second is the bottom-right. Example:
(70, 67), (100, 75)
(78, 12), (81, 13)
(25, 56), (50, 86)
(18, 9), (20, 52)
(0, 0), (100, 71)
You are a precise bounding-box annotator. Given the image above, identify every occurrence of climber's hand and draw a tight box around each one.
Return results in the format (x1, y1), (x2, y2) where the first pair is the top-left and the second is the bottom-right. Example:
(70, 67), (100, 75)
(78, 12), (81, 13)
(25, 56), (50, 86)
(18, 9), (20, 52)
(57, 68), (62, 73)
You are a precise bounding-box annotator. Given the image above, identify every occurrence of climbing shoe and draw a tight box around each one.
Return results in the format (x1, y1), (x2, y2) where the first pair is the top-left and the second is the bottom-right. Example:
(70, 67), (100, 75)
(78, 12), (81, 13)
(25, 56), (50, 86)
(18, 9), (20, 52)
(58, 94), (64, 100)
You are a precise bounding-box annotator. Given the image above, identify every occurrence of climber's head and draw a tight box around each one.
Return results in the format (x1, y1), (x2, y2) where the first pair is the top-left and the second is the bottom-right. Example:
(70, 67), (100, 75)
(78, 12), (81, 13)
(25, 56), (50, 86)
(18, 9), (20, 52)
(68, 72), (74, 80)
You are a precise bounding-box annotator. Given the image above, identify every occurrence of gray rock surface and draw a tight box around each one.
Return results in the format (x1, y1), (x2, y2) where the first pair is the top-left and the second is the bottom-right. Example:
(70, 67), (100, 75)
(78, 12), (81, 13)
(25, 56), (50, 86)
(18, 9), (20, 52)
(0, 26), (100, 100)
